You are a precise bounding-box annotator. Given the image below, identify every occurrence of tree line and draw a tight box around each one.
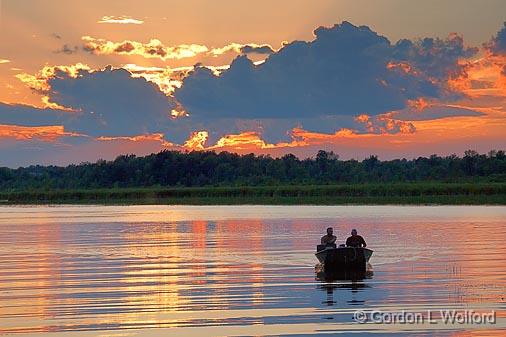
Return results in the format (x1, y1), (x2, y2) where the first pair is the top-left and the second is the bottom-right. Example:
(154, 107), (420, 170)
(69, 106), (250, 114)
(0, 150), (505, 190)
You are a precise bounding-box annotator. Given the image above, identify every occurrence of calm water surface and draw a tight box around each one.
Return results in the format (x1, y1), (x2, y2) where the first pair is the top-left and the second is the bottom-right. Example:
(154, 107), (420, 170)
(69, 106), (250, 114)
(0, 205), (505, 336)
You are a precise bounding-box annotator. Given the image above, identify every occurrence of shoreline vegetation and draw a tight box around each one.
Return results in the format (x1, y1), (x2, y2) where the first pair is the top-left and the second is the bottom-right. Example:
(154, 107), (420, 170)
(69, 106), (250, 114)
(1, 183), (505, 205)
(1, 150), (505, 205)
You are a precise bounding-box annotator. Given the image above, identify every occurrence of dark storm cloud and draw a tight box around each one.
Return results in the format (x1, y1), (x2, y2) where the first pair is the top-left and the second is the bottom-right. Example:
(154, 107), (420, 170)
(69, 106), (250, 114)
(175, 22), (476, 122)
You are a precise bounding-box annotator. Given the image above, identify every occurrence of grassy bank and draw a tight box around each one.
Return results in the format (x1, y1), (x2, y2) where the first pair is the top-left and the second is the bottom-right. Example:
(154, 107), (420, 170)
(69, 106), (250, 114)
(1, 182), (505, 205)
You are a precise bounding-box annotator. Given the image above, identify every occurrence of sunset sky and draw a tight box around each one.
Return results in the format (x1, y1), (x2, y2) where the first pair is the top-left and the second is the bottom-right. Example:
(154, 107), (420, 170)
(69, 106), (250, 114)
(1, 0), (506, 167)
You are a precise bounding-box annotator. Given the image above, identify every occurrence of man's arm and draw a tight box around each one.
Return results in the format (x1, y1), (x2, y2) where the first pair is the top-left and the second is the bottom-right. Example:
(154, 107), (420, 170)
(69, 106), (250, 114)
(361, 236), (367, 248)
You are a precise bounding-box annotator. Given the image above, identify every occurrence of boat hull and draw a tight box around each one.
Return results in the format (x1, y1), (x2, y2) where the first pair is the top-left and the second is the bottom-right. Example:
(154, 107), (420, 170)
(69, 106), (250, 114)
(315, 247), (373, 272)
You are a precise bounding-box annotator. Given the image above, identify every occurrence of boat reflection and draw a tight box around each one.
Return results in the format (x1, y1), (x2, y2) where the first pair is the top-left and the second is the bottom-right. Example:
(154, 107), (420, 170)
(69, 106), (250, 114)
(315, 263), (373, 306)
(315, 262), (373, 281)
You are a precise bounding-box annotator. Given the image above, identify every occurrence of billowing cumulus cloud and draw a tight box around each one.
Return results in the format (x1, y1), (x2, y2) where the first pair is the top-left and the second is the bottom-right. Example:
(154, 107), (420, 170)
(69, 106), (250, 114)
(1, 21), (492, 167)
(47, 67), (175, 136)
(11, 22), (482, 146)
(168, 22), (481, 144)
(175, 22), (476, 122)
(4, 67), (176, 137)
(97, 15), (144, 25)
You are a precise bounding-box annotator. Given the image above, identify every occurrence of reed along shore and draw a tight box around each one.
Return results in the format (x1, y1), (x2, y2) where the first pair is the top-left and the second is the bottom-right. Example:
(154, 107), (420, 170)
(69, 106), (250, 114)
(1, 182), (505, 205)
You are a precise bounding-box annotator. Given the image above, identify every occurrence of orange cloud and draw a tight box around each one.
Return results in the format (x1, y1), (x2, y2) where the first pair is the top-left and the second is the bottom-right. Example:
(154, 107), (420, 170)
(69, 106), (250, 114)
(181, 121), (421, 154)
(83, 36), (209, 60)
(41, 96), (71, 111)
(354, 114), (416, 134)
(450, 55), (506, 97)
(211, 132), (270, 149)
(16, 73), (51, 92)
(407, 98), (431, 111)
(2, 105), (504, 165)
(4, 21), (504, 165)
(97, 133), (173, 146)
(182, 130), (305, 152)
(184, 131), (209, 150)
(189, 128), (381, 155)
(97, 15), (144, 25)
(0, 124), (80, 141)
(289, 127), (358, 145)
(0, 59), (10, 65)
(180, 100), (503, 157)
(82, 36), (275, 61)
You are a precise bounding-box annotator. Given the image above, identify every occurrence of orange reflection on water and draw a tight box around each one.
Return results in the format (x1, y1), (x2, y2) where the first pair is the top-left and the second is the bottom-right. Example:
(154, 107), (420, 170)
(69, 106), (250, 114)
(0, 205), (505, 336)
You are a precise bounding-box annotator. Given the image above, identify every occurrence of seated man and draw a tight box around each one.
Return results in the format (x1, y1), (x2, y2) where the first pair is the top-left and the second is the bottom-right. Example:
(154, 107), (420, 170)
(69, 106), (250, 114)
(346, 229), (367, 248)
(321, 227), (337, 246)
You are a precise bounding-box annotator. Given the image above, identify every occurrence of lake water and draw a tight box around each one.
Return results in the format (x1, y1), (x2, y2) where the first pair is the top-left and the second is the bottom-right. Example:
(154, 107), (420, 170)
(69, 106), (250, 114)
(0, 205), (505, 336)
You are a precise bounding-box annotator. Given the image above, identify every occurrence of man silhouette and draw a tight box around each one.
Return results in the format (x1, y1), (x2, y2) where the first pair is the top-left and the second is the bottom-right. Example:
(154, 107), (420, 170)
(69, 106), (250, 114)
(346, 229), (367, 248)
(321, 227), (337, 246)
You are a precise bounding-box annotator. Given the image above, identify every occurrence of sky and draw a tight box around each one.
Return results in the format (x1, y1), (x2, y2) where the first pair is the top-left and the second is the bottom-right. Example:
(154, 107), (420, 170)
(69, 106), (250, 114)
(1, 0), (506, 167)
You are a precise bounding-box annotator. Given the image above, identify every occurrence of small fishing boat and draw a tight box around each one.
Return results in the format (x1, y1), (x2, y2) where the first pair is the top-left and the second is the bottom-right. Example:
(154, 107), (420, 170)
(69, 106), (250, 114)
(315, 245), (373, 271)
